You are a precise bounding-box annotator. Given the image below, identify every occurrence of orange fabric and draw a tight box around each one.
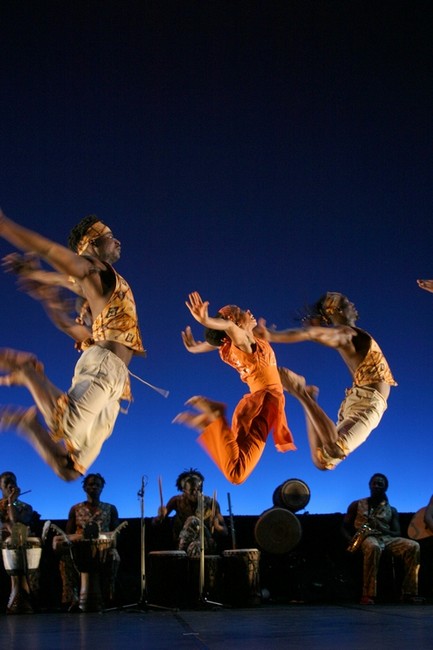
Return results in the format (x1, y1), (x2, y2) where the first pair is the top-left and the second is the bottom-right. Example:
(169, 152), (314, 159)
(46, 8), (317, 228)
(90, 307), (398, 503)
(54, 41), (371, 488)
(197, 337), (296, 484)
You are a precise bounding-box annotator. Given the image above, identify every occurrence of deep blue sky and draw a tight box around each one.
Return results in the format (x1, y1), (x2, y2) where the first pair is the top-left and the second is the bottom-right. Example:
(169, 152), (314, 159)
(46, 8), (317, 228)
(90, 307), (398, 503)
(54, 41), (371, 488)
(1, 1), (433, 522)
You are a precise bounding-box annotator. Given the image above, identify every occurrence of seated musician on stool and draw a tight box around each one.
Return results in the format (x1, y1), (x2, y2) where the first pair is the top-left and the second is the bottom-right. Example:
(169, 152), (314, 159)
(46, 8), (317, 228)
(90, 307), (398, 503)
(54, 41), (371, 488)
(342, 473), (422, 605)
(154, 469), (228, 556)
(0, 471), (40, 614)
(56, 473), (120, 611)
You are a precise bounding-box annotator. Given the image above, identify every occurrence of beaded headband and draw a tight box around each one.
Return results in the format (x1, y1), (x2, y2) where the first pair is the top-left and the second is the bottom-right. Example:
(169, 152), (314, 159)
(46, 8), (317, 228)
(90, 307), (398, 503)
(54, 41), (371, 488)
(76, 221), (111, 255)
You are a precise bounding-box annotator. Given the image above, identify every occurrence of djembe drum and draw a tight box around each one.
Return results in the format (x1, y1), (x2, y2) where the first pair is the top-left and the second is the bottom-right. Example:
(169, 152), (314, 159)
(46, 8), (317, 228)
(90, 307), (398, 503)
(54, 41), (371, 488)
(187, 554), (223, 606)
(147, 550), (189, 608)
(272, 479), (310, 513)
(71, 532), (116, 612)
(222, 548), (261, 607)
(254, 507), (302, 555)
(51, 520), (124, 612)
(1, 523), (42, 613)
(1, 537), (42, 576)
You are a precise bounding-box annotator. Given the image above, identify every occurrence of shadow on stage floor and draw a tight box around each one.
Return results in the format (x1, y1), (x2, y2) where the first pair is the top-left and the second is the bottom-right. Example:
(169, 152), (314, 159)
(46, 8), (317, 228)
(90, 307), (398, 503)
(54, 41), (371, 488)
(3, 602), (433, 650)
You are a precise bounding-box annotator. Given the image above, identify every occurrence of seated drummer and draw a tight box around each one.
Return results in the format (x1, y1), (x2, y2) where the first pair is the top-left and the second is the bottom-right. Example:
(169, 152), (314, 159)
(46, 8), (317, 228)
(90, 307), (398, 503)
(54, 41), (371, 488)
(56, 472), (120, 611)
(0, 470), (40, 614)
(154, 468), (228, 556)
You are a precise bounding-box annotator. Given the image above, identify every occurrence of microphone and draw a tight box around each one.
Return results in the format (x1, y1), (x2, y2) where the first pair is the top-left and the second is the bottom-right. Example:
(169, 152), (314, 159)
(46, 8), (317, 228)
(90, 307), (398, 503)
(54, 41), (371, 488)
(137, 475), (147, 498)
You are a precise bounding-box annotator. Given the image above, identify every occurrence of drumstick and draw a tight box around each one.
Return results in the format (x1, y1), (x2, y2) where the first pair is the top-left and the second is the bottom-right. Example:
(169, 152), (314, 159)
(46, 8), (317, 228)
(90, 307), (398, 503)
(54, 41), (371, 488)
(211, 490), (217, 534)
(227, 492), (237, 550)
(158, 475), (164, 509)
(19, 490), (31, 496)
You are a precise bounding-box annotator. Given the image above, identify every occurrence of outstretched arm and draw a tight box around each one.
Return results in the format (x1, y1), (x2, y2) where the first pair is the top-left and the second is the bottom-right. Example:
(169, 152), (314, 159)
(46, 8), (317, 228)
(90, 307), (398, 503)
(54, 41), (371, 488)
(17, 278), (91, 343)
(418, 279), (433, 294)
(185, 291), (249, 348)
(257, 318), (354, 349)
(0, 209), (103, 279)
(3, 252), (84, 296)
(181, 325), (218, 354)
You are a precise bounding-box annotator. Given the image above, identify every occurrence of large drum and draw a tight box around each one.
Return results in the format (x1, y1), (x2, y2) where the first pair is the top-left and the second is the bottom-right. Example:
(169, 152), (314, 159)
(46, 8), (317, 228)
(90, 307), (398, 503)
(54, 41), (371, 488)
(147, 550), (188, 609)
(187, 554), (223, 606)
(222, 548), (261, 607)
(272, 479), (310, 513)
(1, 537), (42, 575)
(254, 507), (302, 555)
(71, 535), (116, 612)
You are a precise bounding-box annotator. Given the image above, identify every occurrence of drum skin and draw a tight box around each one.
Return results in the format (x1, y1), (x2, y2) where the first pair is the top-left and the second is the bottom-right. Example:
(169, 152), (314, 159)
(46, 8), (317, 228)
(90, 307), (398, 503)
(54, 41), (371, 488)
(254, 508), (302, 555)
(272, 479), (310, 513)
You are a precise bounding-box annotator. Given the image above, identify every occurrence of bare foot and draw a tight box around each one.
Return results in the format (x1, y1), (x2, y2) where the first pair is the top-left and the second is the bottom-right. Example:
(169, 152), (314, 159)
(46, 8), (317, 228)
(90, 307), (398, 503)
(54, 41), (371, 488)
(0, 348), (43, 373)
(306, 385), (319, 400)
(0, 405), (38, 433)
(172, 411), (215, 432)
(185, 395), (226, 417)
(325, 440), (347, 459)
(278, 367), (307, 395)
(316, 441), (346, 470)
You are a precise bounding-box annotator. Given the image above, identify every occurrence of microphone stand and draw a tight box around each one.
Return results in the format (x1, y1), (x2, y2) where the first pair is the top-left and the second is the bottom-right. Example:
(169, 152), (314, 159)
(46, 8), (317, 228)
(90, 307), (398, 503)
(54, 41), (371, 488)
(197, 490), (223, 609)
(112, 476), (174, 612)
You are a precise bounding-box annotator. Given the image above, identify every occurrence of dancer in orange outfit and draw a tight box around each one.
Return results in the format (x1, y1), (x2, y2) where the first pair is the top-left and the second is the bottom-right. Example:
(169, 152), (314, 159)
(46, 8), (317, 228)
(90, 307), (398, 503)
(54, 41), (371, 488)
(173, 292), (297, 484)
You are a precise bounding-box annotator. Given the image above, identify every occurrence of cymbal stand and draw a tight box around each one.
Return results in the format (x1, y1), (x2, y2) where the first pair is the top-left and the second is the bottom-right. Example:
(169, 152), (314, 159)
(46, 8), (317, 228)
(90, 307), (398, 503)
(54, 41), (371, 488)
(197, 490), (223, 609)
(108, 476), (175, 612)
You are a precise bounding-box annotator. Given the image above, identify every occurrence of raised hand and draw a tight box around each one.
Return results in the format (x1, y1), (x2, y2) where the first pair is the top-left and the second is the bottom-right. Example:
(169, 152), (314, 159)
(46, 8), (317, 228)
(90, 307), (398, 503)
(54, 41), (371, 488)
(2, 252), (41, 276)
(417, 279), (433, 294)
(181, 325), (216, 354)
(185, 291), (210, 325)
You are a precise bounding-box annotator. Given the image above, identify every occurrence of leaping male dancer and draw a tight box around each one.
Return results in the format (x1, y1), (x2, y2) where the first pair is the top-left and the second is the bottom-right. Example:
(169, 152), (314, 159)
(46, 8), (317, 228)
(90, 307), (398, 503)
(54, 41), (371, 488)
(258, 292), (397, 469)
(0, 208), (145, 480)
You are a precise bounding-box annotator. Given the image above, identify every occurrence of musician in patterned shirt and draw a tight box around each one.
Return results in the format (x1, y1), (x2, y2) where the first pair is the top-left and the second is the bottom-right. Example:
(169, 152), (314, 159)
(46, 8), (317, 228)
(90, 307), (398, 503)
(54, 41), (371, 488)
(154, 469), (227, 556)
(56, 473), (120, 611)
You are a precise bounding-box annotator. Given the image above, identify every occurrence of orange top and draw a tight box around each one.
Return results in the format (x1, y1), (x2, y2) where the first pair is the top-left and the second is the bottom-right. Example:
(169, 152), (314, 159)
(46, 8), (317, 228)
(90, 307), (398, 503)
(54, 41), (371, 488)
(219, 336), (295, 452)
(219, 336), (281, 392)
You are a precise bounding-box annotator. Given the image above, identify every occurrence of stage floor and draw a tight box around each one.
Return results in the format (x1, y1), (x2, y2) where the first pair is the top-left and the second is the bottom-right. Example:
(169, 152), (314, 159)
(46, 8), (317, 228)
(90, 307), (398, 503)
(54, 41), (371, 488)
(3, 602), (432, 650)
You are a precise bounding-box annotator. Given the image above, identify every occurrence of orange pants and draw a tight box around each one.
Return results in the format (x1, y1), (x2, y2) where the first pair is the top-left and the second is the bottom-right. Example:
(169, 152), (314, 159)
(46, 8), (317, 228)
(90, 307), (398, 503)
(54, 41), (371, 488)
(198, 390), (295, 485)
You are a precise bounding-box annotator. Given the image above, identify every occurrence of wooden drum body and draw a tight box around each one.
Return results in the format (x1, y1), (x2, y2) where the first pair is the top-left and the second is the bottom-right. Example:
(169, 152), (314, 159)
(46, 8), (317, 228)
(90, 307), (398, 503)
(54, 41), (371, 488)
(1, 537), (42, 576)
(72, 535), (116, 612)
(187, 554), (223, 606)
(222, 548), (261, 607)
(147, 550), (188, 608)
